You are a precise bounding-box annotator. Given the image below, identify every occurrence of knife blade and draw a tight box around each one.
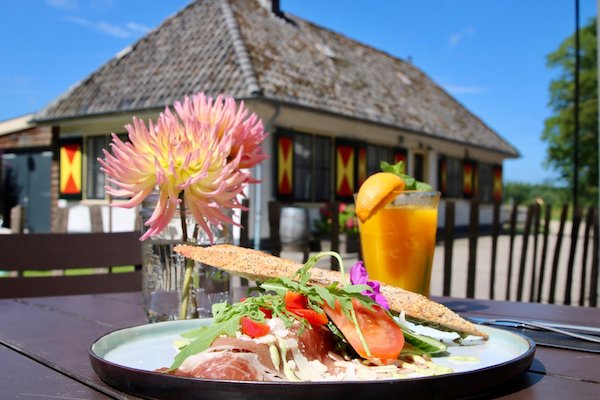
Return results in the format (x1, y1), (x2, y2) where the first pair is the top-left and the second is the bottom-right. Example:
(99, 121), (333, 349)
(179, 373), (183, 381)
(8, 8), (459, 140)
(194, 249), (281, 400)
(467, 316), (600, 336)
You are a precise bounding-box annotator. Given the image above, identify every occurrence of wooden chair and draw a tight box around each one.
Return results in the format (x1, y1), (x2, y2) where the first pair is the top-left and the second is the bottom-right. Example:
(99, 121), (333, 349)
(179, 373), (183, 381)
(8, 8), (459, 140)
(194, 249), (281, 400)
(442, 200), (598, 307)
(0, 232), (142, 299)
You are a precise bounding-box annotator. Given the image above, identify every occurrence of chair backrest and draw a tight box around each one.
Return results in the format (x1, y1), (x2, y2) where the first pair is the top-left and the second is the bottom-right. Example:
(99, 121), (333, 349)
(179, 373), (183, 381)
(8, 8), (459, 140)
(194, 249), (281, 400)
(442, 200), (598, 307)
(0, 232), (142, 299)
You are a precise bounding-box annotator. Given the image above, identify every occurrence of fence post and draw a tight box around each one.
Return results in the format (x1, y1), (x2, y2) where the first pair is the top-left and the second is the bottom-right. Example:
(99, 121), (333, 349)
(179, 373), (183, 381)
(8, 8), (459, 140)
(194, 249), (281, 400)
(579, 207), (595, 306)
(564, 206), (582, 305)
(466, 199), (479, 298)
(443, 201), (455, 296)
(505, 202), (519, 300)
(590, 212), (599, 307)
(489, 201), (501, 299)
(548, 204), (569, 304)
(268, 201), (282, 257)
(536, 204), (552, 302)
(516, 204), (534, 302)
(239, 199), (250, 248)
(529, 202), (542, 302)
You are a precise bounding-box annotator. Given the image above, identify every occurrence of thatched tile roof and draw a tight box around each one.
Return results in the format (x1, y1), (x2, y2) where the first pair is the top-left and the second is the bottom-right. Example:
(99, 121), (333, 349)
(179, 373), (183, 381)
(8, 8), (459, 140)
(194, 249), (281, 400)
(36, 0), (518, 157)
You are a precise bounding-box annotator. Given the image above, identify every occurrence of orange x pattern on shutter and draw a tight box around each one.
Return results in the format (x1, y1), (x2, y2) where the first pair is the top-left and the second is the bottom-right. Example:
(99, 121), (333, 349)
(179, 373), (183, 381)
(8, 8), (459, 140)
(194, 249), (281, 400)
(277, 136), (293, 196)
(493, 166), (503, 201)
(60, 142), (82, 196)
(463, 162), (474, 196)
(336, 145), (355, 197)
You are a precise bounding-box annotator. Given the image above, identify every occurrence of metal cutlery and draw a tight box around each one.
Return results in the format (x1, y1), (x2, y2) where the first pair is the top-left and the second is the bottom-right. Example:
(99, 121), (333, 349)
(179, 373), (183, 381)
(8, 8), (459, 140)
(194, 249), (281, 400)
(468, 317), (600, 344)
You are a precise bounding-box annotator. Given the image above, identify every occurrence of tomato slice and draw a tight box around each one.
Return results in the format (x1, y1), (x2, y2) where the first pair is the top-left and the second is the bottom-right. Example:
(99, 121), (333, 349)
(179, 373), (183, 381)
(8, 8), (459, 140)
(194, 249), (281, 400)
(285, 291), (308, 309)
(240, 316), (270, 338)
(323, 299), (404, 362)
(290, 308), (328, 326)
(259, 307), (273, 319)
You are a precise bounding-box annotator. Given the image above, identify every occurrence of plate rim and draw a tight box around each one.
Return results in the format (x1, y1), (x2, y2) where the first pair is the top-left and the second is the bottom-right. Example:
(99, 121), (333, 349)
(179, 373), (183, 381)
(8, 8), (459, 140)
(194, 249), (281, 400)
(89, 319), (536, 390)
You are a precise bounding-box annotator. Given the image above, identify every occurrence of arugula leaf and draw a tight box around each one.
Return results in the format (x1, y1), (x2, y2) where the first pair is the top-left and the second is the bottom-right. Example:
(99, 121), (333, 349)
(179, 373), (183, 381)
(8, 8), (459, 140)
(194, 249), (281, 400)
(340, 284), (373, 294)
(169, 316), (242, 370)
(314, 286), (335, 308)
(380, 160), (433, 191)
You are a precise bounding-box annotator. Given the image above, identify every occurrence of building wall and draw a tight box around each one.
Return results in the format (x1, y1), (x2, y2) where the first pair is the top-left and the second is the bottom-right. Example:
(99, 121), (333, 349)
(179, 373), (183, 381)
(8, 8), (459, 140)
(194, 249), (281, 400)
(0, 126), (52, 150)
(36, 99), (510, 242)
(0, 125), (56, 232)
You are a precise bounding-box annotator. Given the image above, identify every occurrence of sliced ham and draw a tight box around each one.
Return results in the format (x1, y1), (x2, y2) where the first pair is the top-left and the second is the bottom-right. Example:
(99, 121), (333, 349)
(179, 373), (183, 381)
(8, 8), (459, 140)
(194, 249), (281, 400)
(158, 321), (339, 381)
(190, 353), (264, 380)
(211, 337), (276, 370)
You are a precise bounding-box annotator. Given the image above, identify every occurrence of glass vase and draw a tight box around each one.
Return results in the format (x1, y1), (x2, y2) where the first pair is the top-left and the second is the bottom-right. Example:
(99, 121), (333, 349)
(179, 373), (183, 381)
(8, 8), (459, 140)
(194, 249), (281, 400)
(140, 195), (233, 322)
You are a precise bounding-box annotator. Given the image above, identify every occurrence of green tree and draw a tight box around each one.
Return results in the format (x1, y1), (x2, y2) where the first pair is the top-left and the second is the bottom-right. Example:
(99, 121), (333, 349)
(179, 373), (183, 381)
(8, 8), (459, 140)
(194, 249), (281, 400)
(541, 17), (598, 205)
(504, 180), (569, 205)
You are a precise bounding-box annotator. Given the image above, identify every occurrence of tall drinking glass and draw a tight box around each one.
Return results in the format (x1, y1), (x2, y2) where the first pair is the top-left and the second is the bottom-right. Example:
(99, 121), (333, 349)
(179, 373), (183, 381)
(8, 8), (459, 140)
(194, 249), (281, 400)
(357, 191), (440, 296)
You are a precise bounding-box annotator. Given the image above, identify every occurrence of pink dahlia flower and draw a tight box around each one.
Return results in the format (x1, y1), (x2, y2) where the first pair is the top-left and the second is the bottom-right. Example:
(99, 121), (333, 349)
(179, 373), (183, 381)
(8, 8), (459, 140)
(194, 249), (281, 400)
(99, 92), (267, 241)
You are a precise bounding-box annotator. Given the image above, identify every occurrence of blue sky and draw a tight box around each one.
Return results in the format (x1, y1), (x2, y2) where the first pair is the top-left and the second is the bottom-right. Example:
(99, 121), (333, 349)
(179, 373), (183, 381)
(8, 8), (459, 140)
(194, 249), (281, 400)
(0, 0), (596, 184)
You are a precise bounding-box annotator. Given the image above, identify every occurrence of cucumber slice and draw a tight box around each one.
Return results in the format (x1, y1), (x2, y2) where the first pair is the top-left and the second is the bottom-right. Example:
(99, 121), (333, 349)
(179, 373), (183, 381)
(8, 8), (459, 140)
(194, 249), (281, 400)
(403, 329), (447, 355)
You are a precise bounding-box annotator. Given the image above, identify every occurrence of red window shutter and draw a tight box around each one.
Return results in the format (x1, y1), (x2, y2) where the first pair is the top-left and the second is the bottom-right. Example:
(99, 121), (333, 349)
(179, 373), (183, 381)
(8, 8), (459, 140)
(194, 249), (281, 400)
(493, 165), (503, 202)
(463, 160), (475, 197)
(336, 144), (355, 198)
(277, 136), (293, 196)
(59, 139), (83, 199)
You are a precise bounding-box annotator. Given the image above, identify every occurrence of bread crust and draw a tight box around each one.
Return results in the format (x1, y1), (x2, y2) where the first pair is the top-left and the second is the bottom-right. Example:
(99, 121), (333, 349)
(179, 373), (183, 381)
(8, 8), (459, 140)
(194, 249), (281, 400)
(174, 244), (488, 339)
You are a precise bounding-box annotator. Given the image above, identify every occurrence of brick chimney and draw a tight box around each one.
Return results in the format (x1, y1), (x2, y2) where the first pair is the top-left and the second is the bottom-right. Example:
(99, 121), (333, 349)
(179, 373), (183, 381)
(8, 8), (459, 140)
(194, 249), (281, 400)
(271, 0), (283, 17)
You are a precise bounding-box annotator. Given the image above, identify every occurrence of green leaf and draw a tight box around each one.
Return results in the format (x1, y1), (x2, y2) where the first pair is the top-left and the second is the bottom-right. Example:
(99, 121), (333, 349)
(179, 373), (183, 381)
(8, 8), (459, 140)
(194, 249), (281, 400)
(169, 316), (242, 370)
(380, 160), (433, 191)
(341, 284), (373, 294)
(414, 180), (434, 191)
(381, 160), (405, 175)
(260, 281), (289, 294)
(314, 286), (335, 308)
(179, 325), (210, 339)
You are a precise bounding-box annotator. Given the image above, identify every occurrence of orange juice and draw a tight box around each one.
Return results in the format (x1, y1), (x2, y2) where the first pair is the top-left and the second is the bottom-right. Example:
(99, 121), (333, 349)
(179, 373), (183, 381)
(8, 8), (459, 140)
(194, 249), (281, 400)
(358, 192), (439, 296)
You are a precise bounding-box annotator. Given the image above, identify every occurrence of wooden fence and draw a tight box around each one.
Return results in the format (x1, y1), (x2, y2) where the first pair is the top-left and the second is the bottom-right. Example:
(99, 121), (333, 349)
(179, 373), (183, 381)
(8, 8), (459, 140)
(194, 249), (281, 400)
(442, 200), (598, 307)
(268, 200), (599, 307)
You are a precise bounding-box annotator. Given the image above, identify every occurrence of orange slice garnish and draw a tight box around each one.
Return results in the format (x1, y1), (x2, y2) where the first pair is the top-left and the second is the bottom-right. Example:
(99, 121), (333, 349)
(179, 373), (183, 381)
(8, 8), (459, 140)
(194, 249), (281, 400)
(355, 172), (405, 223)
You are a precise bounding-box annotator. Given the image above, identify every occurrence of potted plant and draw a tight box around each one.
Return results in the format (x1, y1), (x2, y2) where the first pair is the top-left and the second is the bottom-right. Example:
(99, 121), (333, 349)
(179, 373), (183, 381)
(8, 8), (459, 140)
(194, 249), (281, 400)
(314, 203), (360, 254)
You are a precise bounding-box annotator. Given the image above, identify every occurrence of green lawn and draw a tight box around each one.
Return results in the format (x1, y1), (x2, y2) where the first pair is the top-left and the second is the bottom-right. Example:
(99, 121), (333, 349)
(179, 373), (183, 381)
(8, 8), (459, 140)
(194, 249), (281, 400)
(1, 266), (136, 278)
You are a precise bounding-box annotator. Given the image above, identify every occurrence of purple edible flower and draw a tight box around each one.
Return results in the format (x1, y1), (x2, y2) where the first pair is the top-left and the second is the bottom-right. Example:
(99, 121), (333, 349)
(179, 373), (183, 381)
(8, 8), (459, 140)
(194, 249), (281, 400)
(349, 261), (389, 310)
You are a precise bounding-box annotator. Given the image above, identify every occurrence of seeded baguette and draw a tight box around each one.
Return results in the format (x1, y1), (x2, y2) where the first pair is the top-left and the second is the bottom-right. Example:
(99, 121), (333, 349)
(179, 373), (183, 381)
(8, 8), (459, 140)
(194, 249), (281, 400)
(174, 244), (488, 339)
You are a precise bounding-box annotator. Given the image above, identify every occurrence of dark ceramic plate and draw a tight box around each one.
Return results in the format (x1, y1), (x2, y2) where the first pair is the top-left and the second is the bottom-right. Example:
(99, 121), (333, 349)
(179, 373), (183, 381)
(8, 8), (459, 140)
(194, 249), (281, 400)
(89, 320), (535, 400)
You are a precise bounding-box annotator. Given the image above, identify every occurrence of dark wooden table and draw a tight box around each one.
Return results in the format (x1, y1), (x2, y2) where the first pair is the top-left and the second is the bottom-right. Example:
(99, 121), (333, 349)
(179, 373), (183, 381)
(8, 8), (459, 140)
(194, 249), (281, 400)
(1, 292), (598, 399)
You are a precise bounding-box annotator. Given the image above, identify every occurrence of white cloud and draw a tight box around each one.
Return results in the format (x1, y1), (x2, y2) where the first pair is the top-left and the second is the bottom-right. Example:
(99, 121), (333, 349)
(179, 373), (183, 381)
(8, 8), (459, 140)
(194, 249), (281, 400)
(46, 0), (79, 10)
(96, 21), (133, 38)
(448, 26), (476, 48)
(443, 84), (487, 94)
(63, 16), (149, 39)
(125, 22), (151, 35)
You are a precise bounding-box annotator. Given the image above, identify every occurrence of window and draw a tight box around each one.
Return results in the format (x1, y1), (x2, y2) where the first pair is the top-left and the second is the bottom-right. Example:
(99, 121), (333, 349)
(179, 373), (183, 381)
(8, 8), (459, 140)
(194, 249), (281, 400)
(413, 153), (425, 182)
(314, 136), (332, 201)
(86, 136), (108, 200)
(86, 134), (127, 200)
(274, 129), (332, 202)
(366, 144), (393, 176)
(293, 133), (312, 201)
(478, 163), (493, 203)
(439, 156), (463, 198)
(447, 158), (464, 198)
